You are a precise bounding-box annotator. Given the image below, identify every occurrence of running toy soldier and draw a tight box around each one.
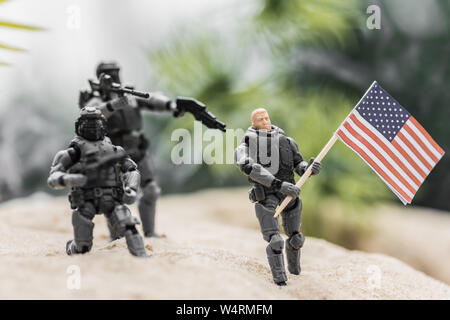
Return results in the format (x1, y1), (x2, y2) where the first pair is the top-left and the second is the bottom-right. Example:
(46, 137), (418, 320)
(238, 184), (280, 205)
(234, 108), (321, 285)
(48, 107), (146, 257)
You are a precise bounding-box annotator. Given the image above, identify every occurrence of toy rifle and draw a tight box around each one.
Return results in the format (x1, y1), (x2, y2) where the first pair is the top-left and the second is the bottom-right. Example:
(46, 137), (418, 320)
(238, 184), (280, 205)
(89, 75), (226, 132)
(69, 148), (128, 183)
(89, 74), (150, 99)
(175, 97), (227, 132)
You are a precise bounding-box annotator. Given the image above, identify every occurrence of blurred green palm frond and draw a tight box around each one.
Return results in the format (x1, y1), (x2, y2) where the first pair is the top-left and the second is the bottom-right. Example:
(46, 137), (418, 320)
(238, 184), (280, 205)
(0, 20), (43, 31)
(0, 42), (25, 52)
(0, 0), (44, 65)
(254, 0), (361, 50)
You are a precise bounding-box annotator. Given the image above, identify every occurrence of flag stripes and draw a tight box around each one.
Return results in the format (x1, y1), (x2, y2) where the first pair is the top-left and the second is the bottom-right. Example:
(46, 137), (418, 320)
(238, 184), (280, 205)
(337, 110), (444, 205)
(336, 127), (413, 204)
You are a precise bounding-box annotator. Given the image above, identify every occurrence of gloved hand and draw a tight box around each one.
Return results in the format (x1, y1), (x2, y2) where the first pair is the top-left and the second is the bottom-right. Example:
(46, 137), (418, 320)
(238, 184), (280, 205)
(279, 181), (301, 198)
(109, 96), (132, 110)
(63, 174), (87, 187)
(172, 100), (185, 118)
(309, 157), (322, 175)
(123, 186), (137, 204)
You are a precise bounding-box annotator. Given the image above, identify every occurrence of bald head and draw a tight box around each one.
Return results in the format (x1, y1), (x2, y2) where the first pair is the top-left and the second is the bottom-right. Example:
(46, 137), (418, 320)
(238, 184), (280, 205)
(251, 108), (271, 131)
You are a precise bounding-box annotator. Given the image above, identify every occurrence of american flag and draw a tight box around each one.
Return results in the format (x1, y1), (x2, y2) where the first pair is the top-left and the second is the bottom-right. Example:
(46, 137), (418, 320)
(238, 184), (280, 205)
(336, 81), (445, 204)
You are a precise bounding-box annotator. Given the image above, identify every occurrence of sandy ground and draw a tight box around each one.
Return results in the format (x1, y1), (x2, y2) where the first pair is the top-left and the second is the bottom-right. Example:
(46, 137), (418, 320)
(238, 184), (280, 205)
(360, 204), (450, 284)
(0, 189), (449, 299)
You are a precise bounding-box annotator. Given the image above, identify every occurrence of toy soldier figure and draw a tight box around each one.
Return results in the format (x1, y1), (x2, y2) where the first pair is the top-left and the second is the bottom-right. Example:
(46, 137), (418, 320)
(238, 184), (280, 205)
(48, 107), (146, 257)
(79, 62), (225, 238)
(234, 108), (321, 285)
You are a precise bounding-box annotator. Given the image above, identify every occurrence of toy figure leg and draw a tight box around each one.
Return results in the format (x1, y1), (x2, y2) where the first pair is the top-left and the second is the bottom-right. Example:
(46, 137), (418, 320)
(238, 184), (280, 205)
(106, 203), (147, 257)
(137, 156), (161, 238)
(66, 201), (96, 255)
(255, 194), (288, 285)
(281, 197), (304, 275)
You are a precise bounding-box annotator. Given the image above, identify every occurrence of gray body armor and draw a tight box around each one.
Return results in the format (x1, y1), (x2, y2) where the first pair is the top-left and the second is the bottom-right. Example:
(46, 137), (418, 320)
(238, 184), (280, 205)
(68, 136), (123, 189)
(243, 127), (298, 201)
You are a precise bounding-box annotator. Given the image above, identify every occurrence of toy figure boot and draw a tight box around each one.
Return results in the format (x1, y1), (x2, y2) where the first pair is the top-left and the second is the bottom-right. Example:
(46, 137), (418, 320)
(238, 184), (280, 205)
(281, 198), (304, 275)
(266, 244), (288, 286)
(138, 180), (161, 238)
(285, 235), (304, 275)
(124, 230), (147, 257)
(66, 208), (95, 255)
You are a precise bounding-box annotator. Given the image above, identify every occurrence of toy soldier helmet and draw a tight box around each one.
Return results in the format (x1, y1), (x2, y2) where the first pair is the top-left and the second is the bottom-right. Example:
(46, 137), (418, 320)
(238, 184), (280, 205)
(75, 107), (107, 141)
(96, 61), (121, 83)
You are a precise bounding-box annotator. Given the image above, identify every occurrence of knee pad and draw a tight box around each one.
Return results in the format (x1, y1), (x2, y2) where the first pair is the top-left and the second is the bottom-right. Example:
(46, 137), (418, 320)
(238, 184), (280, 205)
(255, 203), (279, 242)
(109, 205), (141, 237)
(289, 232), (305, 250)
(140, 181), (161, 204)
(268, 234), (284, 252)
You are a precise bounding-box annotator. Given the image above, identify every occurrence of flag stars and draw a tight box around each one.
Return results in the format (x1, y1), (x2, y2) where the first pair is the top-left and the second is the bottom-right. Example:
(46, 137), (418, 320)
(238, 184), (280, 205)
(358, 85), (410, 141)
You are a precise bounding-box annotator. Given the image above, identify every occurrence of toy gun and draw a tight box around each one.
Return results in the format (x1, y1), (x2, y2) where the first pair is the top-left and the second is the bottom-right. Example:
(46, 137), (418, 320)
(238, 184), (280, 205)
(174, 97), (226, 132)
(89, 74), (150, 99)
(68, 148), (128, 184)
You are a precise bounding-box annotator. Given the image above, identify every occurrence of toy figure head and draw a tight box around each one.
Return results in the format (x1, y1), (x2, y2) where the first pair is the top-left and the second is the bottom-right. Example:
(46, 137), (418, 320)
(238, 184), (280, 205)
(75, 107), (107, 141)
(96, 61), (121, 84)
(251, 108), (272, 132)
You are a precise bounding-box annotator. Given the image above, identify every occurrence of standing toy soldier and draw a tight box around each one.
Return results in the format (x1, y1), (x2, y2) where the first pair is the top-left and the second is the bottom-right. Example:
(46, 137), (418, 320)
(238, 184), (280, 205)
(48, 107), (147, 257)
(234, 108), (322, 285)
(79, 62), (226, 238)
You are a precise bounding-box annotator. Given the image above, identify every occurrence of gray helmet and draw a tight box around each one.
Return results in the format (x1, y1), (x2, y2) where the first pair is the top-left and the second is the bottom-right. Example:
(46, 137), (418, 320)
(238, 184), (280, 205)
(75, 107), (107, 141)
(96, 61), (121, 83)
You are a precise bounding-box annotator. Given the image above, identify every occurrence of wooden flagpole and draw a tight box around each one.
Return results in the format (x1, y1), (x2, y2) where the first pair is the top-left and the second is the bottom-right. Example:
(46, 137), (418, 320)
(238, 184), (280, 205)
(273, 133), (339, 218)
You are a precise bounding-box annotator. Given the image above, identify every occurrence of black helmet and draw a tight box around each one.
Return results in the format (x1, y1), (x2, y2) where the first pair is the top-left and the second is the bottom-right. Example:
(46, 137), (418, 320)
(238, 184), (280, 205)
(75, 107), (107, 141)
(96, 61), (121, 83)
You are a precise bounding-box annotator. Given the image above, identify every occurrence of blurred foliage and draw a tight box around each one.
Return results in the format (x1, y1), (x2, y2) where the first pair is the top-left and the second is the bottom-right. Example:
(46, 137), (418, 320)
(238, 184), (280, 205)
(0, 0), (43, 64)
(290, 0), (450, 210)
(146, 0), (407, 246)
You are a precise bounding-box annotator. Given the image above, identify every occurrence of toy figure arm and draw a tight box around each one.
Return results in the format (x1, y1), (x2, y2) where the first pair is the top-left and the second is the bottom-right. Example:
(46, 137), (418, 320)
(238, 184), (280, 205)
(235, 136), (278, 188)
(289, 138), (322, 176)
(288, 138), (308, 176)
(47, 147), (86, 189)
(85, 96), (132, 119)
(135, 92), (174, 113)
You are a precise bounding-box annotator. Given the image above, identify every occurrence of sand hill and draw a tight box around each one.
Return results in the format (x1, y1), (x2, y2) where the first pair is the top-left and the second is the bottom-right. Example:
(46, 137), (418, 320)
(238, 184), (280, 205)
(0, 189), (448, 299)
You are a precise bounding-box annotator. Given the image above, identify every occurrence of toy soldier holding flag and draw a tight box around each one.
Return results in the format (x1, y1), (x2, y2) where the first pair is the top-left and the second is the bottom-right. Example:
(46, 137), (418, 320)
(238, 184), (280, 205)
(236, 82), (444, 286)
(274, 81), (444, 217)
(235, 108), (321, 286)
